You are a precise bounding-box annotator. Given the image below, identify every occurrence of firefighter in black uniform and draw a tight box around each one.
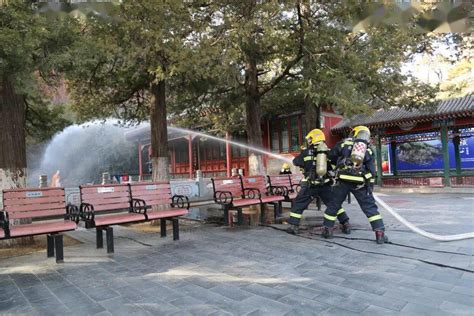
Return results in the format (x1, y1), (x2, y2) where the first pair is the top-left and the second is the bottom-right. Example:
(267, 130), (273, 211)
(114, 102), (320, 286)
(287, 129), (351, 235)
(322, 126), (388, 244)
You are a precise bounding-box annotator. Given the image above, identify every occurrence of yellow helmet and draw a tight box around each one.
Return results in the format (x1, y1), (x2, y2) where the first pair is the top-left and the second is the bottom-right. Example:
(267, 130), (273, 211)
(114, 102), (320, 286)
(282, 163), (290, 170)
(351, 125), (371, 141)
(305, 129), (326, 145)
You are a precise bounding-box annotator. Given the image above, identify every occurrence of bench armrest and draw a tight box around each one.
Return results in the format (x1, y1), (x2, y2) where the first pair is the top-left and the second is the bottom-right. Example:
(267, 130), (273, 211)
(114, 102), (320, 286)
(243, 188), (262, 200)
(80, 202), (95, 221)
(171, 195), (190, 210)
(131, 198), (148, 215)
(291, 183), (301, 193)
(214, 191), (233, 205)
(269, 185), (289, 196)
(65, 204), (81, 223)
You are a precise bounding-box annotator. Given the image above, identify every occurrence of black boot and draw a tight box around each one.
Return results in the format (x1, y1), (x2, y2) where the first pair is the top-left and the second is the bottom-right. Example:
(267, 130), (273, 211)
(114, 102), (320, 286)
(286, 224), (299, 235)
(375, 230), (388, 244)
(340, 221), (351, 234)
(321, 227), (333, 239)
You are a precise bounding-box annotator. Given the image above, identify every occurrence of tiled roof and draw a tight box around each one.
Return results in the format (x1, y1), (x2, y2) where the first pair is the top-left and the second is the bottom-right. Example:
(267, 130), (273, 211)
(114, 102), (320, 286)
(331, 94), (473, 133)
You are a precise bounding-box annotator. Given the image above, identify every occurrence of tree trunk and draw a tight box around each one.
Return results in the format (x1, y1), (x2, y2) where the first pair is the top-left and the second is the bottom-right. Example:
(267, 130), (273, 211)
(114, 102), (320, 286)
(304, 99), (321, 130)
(150, 80), (170, 182)
(0, 78), (33, 247)
(244, 54), (265, 176)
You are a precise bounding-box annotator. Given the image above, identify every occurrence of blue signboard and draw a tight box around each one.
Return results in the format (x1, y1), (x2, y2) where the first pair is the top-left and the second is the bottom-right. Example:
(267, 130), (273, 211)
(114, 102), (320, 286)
(384, 134), (474, 172)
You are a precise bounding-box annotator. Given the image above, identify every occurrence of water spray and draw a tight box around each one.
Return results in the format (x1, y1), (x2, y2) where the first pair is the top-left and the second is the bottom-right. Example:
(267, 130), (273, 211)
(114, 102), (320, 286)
(168, 126), (294, 164)
(373, 193), (474, 242)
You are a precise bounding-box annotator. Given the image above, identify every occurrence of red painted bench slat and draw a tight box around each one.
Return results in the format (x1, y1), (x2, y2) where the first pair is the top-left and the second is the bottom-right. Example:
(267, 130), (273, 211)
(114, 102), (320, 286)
(93, 213), (145, 227)
(8, 209), (66, 220)
(3, 195), (65, 207)
(146, 208), (188, 220)
(9, 220), (76, 238)
(3, 188), (65, 199)
(4, 202), (65, 213)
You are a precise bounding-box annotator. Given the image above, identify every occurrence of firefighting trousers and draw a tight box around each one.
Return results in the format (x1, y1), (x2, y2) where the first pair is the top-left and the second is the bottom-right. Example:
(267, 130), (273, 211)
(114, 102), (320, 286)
(288, 184), (349, 226)
(323, 181), (384, 231)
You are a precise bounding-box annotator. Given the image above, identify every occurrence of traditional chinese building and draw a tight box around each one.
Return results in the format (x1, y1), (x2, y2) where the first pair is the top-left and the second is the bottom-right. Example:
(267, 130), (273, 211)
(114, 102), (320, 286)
(331, 94), (474, 187)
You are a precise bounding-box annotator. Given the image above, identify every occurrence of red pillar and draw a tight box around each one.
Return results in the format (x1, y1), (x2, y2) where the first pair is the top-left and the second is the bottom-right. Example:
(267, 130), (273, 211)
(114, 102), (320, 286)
(188, 134), (193, 179)
(138, 143), (143, 181)
(226, 132), (232, 177)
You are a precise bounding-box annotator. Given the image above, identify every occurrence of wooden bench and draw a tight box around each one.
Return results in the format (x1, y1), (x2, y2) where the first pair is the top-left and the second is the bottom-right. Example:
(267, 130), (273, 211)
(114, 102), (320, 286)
(211, 177), (261, 225)
(267, 175), (296, 202)
(240, 175), (285, 223)
(2, 187), (78, 263)
(129, 182), (189, 241)
(79, 184), (146, 253)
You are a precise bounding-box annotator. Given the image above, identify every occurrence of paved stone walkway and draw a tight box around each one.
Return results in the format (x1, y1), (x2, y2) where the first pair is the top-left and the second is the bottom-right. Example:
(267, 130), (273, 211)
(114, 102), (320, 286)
(0, 192), (473, 315)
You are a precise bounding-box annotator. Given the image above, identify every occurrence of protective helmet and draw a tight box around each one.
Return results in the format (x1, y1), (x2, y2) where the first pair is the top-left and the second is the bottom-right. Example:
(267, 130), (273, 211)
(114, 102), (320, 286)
(282, 163), (290, 170)
(305, 129), (326, 145)
(351, 126), (371, 142)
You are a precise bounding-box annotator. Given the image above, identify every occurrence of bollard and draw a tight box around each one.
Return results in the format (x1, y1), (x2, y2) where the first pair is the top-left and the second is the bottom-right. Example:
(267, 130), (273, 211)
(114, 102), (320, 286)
(102, 172), (111, 185)
(39, 175), (48, 188)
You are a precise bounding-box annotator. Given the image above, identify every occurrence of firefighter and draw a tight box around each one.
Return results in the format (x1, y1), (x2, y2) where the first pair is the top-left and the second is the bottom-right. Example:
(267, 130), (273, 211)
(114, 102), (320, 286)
(280, 163), (292, 174)
(322, 125), (388, 244)
(287, 129), (350, 235)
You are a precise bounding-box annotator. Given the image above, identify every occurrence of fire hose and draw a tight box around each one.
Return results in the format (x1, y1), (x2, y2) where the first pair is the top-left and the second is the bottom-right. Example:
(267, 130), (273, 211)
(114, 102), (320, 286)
(373, 193), (474, 242)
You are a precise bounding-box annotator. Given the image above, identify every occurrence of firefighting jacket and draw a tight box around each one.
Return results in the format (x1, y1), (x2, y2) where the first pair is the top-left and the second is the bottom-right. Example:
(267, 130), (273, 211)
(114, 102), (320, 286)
(292, 143), (333, 185)
(328, 139), (376, 184)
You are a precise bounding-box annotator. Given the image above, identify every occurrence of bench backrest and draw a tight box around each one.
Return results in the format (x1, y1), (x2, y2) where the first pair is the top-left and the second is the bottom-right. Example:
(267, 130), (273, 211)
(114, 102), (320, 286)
(211, 177), (243, 198)
(241, 176), (267, 194)
(3, 187), (66, 220)
(290, 173), (304, 188)
(80, 184), (131, 212)
(129, 182), (172, 207)
(267, 175), (291, 189)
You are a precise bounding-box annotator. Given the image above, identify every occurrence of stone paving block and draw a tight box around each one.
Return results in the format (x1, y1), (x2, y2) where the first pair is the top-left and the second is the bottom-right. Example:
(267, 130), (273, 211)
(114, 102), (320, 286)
(209, 284), (253, 301)
(99, 296), (147, 315)
(300, 270), (346, 285)
(400, 275), (454, 291)
(417, 286), (474, 307)
(278, 294), (331, 313)
(360, 305), (400, 315)
(313, 292), (370, 313)
(177, 284), (256, 315)
(242, 283), (288, 301)
(439, 300), (474, 316)
(401, 302), (457, 316)
(274, 283), (322, 300)
(82, 285), (121, 302)
(382, 288), (441, 308)
(319, 306), (361, 316)
(240, 295), (292, 315)
(349, 290), (407, 312)
(10, 273), (41, 289)
(339, 278), (387, 295)
(64, 296), (106, 315)
(306, 280), (355, 298)
(134, 301), (180, 315)
(169, 295), (203, 309)
(451, 285), (474, 296)
(21, 284), (57, 303)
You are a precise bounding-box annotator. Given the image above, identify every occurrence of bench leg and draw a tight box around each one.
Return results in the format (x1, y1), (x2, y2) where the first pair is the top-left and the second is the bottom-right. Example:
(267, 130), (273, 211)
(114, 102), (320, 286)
(47, 234), (55, 258)
(172, 218), (179, 241)
(223, 207), (229, 226)
(260, 204), (265, 224)
(278, 201), (282, 218)
(54, 234), (64, 263)
(106, 227), (114, 254)
(237, 208), (243, 226)
(96, 228), (104, 249)
(160, 219), (167, 238)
